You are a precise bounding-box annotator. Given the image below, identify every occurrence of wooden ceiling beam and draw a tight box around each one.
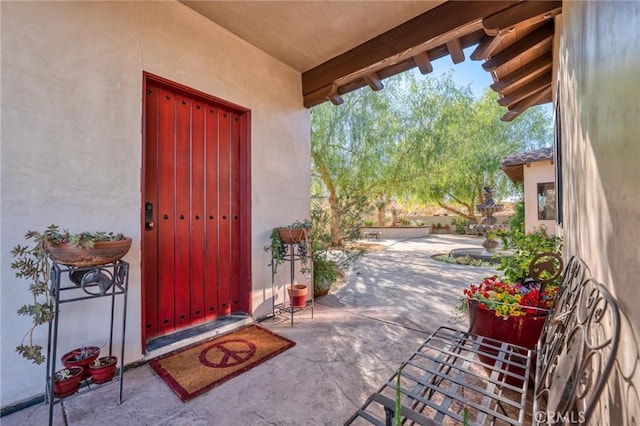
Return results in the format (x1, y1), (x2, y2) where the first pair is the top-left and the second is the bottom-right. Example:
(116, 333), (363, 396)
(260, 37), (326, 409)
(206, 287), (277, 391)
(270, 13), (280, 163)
(490, 52), (553, 92)
(303, 84), (343, 108)
(470, 34), (503, 60)
(497, 71), (552, 106)
(501, 86), (552, 121)
(302, 1), (518, 96)
(483, 22), (554, 71)
(483, 1), (562, 36)
(413, 52), (433, 74)
(363, 72), (384, 91)
(446, 38), (465, 64)
(303, 31), (485, 107)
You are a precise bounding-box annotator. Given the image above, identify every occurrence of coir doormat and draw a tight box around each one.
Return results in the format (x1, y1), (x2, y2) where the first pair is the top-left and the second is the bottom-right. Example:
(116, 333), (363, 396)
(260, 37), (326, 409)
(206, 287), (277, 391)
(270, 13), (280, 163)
(150, 325), (295, 402)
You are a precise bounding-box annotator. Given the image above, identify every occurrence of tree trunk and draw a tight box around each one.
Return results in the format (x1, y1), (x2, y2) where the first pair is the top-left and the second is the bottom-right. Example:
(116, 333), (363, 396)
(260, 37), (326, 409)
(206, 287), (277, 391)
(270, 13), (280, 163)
(328, 192), (342, 247)
(312, 151), (343, 246)
(437, 201), (477, 223)
(375, 201), (387, 226)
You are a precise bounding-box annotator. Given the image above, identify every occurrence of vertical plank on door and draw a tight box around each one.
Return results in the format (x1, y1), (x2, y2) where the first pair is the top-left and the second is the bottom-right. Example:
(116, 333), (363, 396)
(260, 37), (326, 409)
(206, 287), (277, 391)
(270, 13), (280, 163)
(174, 95), (191, 329)
(157, 89), (177, 335)
(217, 110), (232, 316)
(204, 105), (219, 321)
(230, 114), (242, 313)
(190, 101), (206, 326)
(143, 85), (160, 338)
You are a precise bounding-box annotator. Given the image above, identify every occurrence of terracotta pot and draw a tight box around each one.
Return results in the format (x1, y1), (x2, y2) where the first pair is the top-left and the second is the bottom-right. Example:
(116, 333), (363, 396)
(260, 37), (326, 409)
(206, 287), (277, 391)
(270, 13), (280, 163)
(277, 228), (310, 244)
(47, 237), (132, 267)
(53, 366), (83, 397)
(469, 301), (546, 386)
(89, 356), (117, 384)
(287, 284), (308, 308)
(62, 346), (100, 380)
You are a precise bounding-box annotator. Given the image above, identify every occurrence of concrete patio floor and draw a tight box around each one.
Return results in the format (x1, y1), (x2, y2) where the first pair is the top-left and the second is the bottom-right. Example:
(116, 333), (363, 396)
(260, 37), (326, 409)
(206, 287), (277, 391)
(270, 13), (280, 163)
(2, 235), (496, 426)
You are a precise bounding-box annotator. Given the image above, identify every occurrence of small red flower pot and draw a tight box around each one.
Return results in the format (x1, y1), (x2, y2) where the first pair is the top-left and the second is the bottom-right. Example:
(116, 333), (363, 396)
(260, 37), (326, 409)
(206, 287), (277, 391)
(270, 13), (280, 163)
(53, 366), (83, 397)
(89, 356), (117, 384)
(61, 346), (100, 380)
(287, 284), (308, 308)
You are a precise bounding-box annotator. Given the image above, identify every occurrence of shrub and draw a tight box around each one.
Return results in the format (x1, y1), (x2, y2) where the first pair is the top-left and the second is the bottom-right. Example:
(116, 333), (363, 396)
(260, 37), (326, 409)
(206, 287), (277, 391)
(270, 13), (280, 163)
(508, 200), (525, 233)
(452, 217), (469, 234)
(496, 226), (563, 285)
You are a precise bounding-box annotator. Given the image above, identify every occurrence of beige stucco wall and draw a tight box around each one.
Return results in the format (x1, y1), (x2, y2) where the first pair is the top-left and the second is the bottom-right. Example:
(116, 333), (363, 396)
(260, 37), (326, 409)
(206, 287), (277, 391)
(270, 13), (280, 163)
(523, 161), (556, 235)
(0, 1), (310, 407)
(557, 2), (640, 422)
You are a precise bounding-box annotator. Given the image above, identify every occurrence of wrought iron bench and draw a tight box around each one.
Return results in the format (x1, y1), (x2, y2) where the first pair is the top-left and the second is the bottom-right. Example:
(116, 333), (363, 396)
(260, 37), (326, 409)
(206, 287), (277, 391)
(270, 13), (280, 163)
(345, 257), (620, 425)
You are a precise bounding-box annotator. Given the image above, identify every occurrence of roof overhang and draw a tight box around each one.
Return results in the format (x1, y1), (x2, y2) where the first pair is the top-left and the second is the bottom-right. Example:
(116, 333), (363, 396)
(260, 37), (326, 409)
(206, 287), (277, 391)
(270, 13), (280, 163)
(501, 147), (554, 183)
(182, 1), (561, 121)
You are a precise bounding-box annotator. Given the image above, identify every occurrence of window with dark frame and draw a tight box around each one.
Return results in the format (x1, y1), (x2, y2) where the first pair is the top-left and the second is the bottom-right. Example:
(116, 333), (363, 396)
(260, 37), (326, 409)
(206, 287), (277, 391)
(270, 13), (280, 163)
(554, 90), (563, 225)
(537, 182), (556, 220)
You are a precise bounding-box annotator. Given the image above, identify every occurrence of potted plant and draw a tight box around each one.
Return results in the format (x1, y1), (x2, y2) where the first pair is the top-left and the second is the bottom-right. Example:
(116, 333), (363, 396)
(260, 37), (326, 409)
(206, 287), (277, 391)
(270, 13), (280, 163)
(89, 356), (117, 384)
(458, 275), (559, 386)
(53, 366), (83, 397)
(265, 219), (312, 274)
(43, 227), (131, 267)
(312, 252), (339, 298)
(274, 219), (312, 244)
(61, 346), (100, 379)
(11, 225), (130, 365)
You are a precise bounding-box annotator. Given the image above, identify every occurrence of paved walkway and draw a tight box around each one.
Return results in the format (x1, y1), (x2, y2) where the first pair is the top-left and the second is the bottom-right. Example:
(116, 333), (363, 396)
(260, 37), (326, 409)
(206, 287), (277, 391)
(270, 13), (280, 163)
(3, 235), (496, 426)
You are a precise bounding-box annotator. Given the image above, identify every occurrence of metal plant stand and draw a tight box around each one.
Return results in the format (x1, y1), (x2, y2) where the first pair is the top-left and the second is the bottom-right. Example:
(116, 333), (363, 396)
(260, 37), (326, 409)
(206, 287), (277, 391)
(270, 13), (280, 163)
(45, 261), (129, 426)
(271, 241), (314, 326)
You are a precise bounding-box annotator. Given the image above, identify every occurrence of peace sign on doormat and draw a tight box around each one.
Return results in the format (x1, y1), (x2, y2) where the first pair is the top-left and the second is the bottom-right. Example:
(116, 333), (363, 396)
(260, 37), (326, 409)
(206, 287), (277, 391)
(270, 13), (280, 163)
(150, 325), (296, 402)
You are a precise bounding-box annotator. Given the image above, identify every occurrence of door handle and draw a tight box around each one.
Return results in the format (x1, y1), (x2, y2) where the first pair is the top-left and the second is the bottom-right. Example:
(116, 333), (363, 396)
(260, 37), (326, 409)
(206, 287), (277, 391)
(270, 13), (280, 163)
(145, 202), (154, 231)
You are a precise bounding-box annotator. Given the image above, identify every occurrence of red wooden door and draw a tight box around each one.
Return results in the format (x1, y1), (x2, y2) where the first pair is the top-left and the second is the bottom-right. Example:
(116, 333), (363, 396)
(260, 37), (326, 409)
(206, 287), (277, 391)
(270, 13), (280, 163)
(143, 76), (248, 342)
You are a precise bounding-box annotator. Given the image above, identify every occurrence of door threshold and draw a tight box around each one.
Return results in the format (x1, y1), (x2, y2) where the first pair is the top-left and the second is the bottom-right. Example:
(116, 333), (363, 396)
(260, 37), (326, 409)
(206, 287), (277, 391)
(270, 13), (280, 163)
(144, 314), (252, 361)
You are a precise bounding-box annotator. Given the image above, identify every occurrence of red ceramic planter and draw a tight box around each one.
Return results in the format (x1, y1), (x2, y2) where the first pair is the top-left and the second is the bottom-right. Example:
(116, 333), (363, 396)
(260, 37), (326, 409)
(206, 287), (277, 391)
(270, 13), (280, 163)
(469, 302), (546, 386)
(62, 346), (100, 380)
(89, 356), (117, 384)
(287, 284), (308, 308)
(53, 366), (83, 397)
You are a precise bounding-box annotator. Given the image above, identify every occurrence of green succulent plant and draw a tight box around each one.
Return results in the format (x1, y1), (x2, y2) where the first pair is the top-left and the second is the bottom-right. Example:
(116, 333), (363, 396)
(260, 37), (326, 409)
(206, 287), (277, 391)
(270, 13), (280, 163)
(11, 225), (125, 364)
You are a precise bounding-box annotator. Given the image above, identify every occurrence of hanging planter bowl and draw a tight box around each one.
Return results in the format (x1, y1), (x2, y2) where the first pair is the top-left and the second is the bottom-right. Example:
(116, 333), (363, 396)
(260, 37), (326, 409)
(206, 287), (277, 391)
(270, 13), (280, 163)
(47, 238), (132, 267)
(277, 228), (310, 244)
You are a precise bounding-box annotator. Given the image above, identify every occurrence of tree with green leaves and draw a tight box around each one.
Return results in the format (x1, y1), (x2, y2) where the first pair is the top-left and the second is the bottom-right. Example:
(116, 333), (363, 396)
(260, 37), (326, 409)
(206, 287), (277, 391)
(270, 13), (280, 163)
(311, 70), (552, 245)
(392, 74), (551, 221)
(311, 85), (401, 245)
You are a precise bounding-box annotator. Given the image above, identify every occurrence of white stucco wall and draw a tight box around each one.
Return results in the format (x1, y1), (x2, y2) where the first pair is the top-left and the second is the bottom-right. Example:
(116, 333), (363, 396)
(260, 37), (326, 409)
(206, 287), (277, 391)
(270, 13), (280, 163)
(523, 161), (556, 235)
(557, 2), (640, 422)
(0, 1), (310, 407)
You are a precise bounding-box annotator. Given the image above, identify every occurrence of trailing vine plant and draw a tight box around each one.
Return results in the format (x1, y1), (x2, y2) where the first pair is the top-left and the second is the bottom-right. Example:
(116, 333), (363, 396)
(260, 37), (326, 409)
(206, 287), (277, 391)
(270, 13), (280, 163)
(265, 219), (312, 274)
(11, 226), (57, 364)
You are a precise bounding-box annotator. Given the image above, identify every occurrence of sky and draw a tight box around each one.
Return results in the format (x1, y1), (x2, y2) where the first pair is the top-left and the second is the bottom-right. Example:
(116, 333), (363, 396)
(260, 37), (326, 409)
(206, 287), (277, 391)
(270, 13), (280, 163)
(423, 46), (553, 116)
(427, 46), (494, 99)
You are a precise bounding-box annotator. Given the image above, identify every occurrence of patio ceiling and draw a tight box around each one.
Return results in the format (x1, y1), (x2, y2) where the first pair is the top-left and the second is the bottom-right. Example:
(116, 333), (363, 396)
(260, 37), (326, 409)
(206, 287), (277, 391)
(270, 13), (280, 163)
(181, 0), (561, 121)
